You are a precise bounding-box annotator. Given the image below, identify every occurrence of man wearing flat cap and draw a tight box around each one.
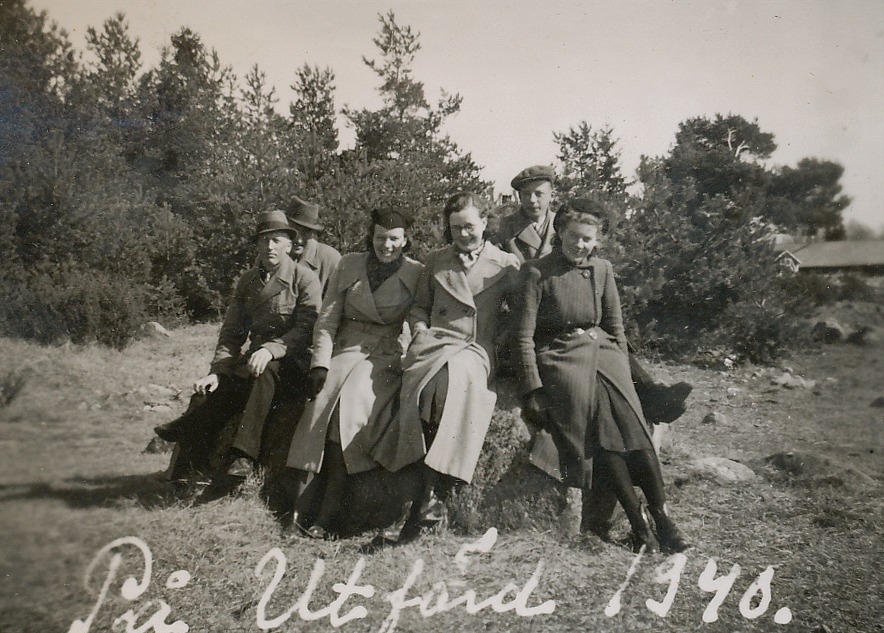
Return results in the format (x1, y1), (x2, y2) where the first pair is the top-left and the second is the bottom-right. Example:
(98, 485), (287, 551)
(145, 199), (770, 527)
(287, 196), (342, 296)
(495, 165), (558, 264)
(155, 210), (322, 484)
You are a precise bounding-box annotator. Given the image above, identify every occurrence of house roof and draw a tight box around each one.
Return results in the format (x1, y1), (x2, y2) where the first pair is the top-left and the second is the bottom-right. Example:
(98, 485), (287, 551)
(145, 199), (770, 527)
(778, 240), (884, 269)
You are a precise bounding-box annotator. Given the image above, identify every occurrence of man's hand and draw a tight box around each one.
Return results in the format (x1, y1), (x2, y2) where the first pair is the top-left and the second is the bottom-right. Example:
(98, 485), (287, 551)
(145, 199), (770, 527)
(194, 374), (220, 395)
(306, 367), (328, 400)
(247, 348), (274, 377)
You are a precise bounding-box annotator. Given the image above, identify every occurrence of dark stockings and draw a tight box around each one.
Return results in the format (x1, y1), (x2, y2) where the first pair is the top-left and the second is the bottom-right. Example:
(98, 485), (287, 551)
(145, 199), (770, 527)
(594, 449), (666, 524)
(313, 441), (347, 530)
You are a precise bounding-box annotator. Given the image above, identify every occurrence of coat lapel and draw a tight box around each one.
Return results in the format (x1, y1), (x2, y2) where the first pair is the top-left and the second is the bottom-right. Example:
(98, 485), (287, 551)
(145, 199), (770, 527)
(335, 254), (380, 323)
(299, 239), (320, 272)
(433, 247), (476, 309)
(255, 255), (295, 306)
(466, 243), (508, 296)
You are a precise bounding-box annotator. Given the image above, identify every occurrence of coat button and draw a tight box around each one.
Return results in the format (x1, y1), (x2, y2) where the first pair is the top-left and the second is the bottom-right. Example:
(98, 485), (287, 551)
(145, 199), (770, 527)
(581, 270), (591, 278)
(588, 330), (598, 340)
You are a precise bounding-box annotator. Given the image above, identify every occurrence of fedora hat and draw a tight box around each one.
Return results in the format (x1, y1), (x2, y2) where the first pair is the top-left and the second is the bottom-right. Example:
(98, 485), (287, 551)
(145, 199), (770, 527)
(288, 196), (323, 231)
(254, 209), (298, 239)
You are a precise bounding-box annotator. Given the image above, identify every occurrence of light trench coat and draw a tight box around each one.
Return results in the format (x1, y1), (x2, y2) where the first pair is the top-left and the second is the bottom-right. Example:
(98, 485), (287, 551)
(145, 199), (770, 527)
(286, 253), (423, 474)
(371, 242), (520, 483)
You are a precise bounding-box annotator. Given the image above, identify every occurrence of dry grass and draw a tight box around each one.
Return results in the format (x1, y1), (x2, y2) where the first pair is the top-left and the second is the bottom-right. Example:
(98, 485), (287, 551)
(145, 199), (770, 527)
(1, 319), (882, 632)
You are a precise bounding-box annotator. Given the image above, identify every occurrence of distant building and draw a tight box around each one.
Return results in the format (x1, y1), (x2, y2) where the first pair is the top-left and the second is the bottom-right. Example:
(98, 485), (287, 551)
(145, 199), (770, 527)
(773, 239), (884, 276)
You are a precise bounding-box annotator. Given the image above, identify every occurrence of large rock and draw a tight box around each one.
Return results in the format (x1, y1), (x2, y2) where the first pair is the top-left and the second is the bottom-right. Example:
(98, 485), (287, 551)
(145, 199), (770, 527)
(771, 372), (816, 390)
(762, 451), (876, 487)
(140, 321), (173, 339)
(691, 457), (757, 483)
(847, 325), (882, 347)
(811, 319), (846, 343)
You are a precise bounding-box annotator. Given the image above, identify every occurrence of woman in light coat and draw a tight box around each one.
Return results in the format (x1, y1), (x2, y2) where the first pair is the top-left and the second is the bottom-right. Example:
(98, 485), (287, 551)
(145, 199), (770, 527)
(514, 197), (689, 553)
(372, 191), (521, 543)
(285, 208), (423, 538)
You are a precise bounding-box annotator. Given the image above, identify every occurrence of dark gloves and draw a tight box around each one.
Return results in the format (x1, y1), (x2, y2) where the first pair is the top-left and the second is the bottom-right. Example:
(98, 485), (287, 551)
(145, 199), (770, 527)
(522, 388), (551, 431)
(306, 367), (328, 400)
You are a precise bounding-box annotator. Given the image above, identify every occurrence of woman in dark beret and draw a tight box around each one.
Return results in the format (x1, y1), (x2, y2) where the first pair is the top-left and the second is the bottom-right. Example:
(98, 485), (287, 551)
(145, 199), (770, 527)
(285, 208), (423, 539)
(514, 197), (689, 553)
(371, 191), (521, 543)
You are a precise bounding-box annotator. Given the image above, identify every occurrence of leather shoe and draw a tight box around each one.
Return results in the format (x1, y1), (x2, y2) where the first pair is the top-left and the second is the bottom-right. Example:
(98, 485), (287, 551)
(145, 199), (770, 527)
(416, 490), (447, 528)
(380, 500), (416, 544)
(650, 506), (691, 553)
(306, 525), (332, 540)
(630, 506), (661, 554)
(225, 456), (254, 479)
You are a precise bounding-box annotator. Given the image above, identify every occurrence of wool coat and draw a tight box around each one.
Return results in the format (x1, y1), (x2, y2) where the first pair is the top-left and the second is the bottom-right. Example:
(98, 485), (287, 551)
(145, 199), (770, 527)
(514, 248), (652, 487)
(286, 253), (424, 474)
(298, 238), (342, 297)
(372, 242), (521, 482)
(210, 254), (322, 376)
(493, 208), (556, 264)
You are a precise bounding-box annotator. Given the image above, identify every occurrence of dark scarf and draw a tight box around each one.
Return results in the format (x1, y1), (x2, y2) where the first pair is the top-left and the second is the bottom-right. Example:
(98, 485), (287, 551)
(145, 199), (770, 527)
(366, 251), (403, 292)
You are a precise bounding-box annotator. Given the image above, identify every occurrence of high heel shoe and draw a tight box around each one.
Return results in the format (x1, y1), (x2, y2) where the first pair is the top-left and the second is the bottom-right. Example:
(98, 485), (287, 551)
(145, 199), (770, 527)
(650, 505), (690, 553)
(630, 506), (661, 554)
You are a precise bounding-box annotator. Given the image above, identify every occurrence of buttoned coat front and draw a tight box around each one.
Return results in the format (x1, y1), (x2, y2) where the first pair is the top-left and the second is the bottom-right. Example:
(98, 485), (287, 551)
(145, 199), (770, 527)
(210, 254), (322, 376)
(371, 242), (520, 482)
(286, 253), (424, 474)
(514, 250), (651, 486)
(493, 209), (556, 264)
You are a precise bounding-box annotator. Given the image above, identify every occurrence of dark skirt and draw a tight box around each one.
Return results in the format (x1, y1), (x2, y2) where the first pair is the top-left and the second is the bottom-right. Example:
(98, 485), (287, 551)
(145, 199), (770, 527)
(592, 374), (653, 454)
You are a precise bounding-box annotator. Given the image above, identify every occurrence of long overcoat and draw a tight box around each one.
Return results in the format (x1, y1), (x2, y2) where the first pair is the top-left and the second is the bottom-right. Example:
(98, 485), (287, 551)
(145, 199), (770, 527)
(286, 253), (423, 474)
(514, 249), (652, 487)
(372, 242), (520, 483)
(493, 209), (556, 264)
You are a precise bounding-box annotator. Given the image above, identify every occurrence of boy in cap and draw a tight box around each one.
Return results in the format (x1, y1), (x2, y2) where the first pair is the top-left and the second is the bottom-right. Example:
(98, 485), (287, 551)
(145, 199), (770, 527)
(154, 210), (322, 487)
(286, 196), (342, 296)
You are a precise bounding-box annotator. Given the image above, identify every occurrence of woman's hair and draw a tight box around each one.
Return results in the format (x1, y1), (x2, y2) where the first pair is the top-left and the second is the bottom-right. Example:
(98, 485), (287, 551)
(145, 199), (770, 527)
(364, 221), (412, 254)
(441, 191), (492, 244)
(553, 196), (611, 236)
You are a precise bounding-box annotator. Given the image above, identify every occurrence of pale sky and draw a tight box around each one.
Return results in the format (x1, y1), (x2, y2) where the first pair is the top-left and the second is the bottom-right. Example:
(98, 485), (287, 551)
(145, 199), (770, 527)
(33, 0), (884, 231)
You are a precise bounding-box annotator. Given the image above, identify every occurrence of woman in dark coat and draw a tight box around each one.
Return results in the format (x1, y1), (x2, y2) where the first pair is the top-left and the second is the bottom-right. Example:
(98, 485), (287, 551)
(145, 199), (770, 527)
(514, 197), (689, 553)
(284, 208), (423, 538)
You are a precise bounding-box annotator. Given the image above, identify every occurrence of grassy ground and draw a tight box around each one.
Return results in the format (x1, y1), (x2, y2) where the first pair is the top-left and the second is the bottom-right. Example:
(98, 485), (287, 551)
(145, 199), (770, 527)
(0, 319), (882, 633)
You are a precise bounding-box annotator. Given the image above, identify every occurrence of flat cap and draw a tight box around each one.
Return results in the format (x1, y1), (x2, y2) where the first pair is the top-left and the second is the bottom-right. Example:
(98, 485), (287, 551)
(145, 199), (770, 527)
(510, 165), (555, 191)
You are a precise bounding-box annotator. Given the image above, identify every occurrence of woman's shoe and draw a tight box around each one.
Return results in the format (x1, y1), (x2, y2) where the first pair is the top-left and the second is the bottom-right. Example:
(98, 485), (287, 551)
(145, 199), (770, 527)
(305, 525), (332, 540)
(380, 500), (416, 544)
(630, 506), (661, 554)
(650, 506), (691, 553)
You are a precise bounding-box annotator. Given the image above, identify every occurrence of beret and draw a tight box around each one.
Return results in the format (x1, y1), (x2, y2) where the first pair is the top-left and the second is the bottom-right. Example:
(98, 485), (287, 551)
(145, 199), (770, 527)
(510, 165), (555, 191)
(371, 208), (413, 230)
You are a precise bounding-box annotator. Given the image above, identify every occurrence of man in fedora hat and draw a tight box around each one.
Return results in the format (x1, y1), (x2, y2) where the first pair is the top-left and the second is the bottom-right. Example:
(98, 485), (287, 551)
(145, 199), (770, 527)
(287, 196), (341, 296)
(154, 210), (322, 484)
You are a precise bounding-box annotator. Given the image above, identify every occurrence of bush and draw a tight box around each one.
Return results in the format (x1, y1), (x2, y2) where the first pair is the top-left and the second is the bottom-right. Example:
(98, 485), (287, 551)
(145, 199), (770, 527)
(0, 268), (146, 349)
(713, 299), (807, 364)
(837, 273), (878, 302)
